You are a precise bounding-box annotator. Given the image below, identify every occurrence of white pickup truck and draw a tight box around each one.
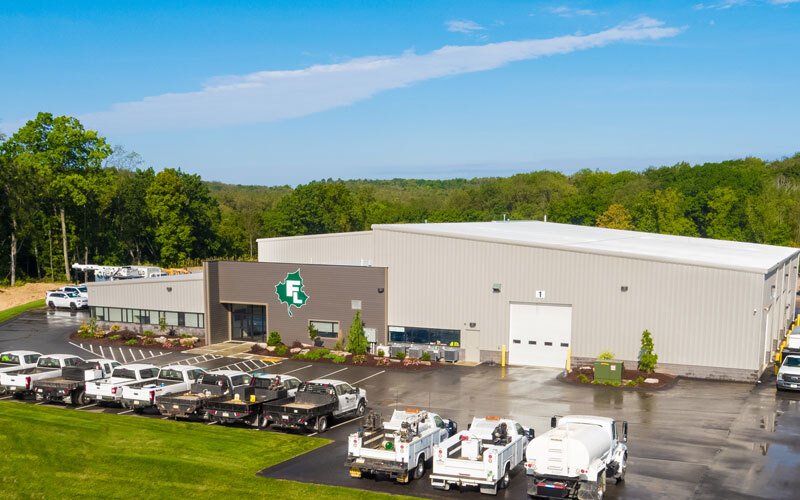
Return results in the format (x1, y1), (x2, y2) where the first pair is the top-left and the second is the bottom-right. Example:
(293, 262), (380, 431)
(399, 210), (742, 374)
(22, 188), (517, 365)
(0, 350), (42, 376)
(0, 354), (84, 397)
(34, 358), (119, 405)
(261, 379), (368, 433)
(120, 365), (207, 410)
(45, 290), (88, 310)
(525, 415), (628, 500)
(346, 409), (457, 483)
(85, 363), (160, 404)
(431, 416), (534, 495)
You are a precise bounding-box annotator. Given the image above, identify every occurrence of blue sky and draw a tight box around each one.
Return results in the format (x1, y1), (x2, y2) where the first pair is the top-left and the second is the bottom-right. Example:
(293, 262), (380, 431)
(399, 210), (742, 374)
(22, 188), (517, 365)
(1, 1), (798, 185)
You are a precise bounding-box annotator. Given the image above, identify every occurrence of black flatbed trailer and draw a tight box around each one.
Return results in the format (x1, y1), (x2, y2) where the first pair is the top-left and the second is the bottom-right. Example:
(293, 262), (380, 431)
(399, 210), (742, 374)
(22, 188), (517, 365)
(261, 384), (339, 433)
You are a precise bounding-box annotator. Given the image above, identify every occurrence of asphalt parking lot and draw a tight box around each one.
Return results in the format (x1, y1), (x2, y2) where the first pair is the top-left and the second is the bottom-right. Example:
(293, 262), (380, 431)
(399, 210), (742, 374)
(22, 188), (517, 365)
(3, 309), (800, 499)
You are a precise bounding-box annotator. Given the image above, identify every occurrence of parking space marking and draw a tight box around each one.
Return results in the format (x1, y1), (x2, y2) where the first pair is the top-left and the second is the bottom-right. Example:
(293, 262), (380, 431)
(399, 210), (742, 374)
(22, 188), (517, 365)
(35, 401), (48, 405)
(0, 396), (14, 400)
(118, 410), (134, 415)
(119, 348), (127, 363)
(308, 415), (363, 437)
(351, 370), (386, 385)
(161, 417), (170, 420)
(139, 349), (145, 360)
(207, 421), (217, 426)
(318, 367), (348, 379)
(280, 365), (312, 375)
(76, 403), (97, 410)
(98, 345), (104, 359)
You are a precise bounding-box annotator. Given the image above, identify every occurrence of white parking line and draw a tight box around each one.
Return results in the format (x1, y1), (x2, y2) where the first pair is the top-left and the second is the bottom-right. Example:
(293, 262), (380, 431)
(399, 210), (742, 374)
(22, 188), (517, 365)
(280, 365), (312, 375)
(35, 401), (48, 405)
(118, 410), (134, 415)
(352, 370), (386, 385)
(99, 345), (105, 359)
(148, 350), (154, 357)
(318, 367), (348, 379)
(120, 348), (127, 363)
(89, 344), (97, 355)
(0, 396), (14, 400)
(139, 349), (145, 359)
(207, 421), (217, 426)
(76, 403), (97, 410)
(308, 415), (363, 437)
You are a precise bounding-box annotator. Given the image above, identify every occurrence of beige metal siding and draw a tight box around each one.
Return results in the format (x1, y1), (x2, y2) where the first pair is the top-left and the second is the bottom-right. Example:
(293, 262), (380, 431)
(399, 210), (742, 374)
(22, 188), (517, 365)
(87, 276), (204, 313)
(258, 231), (374, 265)
(374, 229), (767, 371)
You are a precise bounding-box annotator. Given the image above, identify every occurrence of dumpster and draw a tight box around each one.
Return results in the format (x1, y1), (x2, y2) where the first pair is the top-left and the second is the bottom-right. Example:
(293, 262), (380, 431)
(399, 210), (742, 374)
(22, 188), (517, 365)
(594, 360), (624, 383)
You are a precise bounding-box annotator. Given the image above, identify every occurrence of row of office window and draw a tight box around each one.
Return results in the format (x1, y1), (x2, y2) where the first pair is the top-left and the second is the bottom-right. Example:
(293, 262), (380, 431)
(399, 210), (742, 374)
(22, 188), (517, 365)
(91, 307), (204, 329)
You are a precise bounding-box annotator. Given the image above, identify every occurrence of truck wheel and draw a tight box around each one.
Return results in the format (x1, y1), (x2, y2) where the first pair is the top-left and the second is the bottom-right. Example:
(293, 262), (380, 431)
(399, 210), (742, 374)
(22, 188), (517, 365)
(356, 400), (367, 417)
(259, 415), (271, 429)
(71, 389), (88, 406)
(316, 415), (328, 433)
(499, 464), (511, 489)
(48, 301), (56, 309)
(412, 455), (425, 480)
(69, 303), (77, 311)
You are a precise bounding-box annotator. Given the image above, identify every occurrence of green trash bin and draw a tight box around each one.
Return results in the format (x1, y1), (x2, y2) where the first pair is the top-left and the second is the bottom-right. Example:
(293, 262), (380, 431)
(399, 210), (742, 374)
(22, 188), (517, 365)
(593, 360), (624, 383)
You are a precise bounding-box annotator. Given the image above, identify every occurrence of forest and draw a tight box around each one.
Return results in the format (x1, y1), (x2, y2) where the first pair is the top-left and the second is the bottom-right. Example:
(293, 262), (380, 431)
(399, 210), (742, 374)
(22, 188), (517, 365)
(2, 112), (799, 285)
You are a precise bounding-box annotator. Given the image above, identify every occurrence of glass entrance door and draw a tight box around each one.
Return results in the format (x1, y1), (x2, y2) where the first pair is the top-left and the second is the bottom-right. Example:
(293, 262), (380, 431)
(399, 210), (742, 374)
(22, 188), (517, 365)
(230, 304), (266, 341)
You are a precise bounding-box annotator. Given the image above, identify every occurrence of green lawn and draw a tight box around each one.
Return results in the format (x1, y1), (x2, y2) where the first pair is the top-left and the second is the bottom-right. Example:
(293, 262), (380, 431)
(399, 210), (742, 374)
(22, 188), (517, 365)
(0, 299), (45, 323)
(0, 401), (408, 499)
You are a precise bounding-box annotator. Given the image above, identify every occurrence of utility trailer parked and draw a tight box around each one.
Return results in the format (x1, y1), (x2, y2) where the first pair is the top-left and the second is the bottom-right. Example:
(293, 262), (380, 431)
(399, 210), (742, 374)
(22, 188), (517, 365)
(34, 359), (119, 405)
(431, 416), (534, 495)
(120, 365), (207, 410)
(205, 373), (302, 427)
(525, 415), (628, 500)
(155, 370), (251, 419)
(262, 379), (368, 433)
(345, 409), (457, 483)
(0, 354), (84, 397)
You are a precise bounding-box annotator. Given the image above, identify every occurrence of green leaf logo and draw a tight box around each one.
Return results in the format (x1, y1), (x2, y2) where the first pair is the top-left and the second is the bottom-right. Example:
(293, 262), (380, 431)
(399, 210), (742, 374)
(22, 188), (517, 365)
(275, 269), (309, 317)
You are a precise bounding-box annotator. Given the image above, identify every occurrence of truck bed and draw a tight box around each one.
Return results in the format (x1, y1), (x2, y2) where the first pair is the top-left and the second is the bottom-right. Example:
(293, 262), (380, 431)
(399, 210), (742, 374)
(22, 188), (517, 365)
(35, 377), (80, 390)
(127, 378), (181, 389)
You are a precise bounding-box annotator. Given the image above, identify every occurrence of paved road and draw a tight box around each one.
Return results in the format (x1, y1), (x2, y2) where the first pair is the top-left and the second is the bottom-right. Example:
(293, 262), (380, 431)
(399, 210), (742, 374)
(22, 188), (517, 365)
(3, 309), (800, 499)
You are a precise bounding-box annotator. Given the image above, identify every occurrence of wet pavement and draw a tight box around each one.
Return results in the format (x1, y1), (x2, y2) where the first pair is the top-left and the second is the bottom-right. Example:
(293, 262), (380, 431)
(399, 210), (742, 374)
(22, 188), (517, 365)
(3, 310), (800, 499)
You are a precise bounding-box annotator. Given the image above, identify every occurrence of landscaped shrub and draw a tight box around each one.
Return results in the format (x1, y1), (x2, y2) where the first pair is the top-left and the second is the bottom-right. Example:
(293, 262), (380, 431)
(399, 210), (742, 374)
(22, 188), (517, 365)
(267, 331), (282, 347)
(597, 351), (615, 360)
(352, 354), (367, 364)
(305, 348), (329, 361)
(420, 352), (431, 362)
(578, 373), (590, 384)
(143, 330), (155, 338)
(109, 335), (121, 341)
(395, 351), (406, 360)
(377, 348), (385, 357)
(331, 355), (347, 364)
(274, 344), (289, 356)
(347, 311), (367, 355)
(125, 339), (137, 346)
(110, 324), (121, 333)
(638, 330), (658, 373)
(93, 329), (106, 339)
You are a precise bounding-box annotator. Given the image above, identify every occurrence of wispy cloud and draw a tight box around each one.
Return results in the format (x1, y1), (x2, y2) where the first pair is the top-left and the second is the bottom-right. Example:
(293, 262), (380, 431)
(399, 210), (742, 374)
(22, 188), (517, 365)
(16, 17), (679, 135)
(694, 0), (747, 9)
(446, 19), (485, 34)
(546, 5), (598, 17)
(768, 0), (799, 4)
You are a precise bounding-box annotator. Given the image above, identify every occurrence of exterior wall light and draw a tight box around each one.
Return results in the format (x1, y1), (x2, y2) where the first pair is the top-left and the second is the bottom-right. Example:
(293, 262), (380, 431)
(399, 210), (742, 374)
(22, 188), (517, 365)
(620, 286), (628, 292)
(166, 287), (173, 292)
(492, 284), (502, 293)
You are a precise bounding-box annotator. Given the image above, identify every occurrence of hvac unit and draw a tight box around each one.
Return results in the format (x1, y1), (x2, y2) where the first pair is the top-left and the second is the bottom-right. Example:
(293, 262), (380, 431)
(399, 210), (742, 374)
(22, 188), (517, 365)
(407, 347), (423, 359)
(443, 348), (460, 363)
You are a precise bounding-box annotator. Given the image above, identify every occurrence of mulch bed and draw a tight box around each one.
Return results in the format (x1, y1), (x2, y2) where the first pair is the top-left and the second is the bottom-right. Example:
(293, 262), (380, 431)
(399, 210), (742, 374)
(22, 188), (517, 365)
(559, 366), (677, 391)
(69, 330), (203, 352)
(249, 344), (441, 371)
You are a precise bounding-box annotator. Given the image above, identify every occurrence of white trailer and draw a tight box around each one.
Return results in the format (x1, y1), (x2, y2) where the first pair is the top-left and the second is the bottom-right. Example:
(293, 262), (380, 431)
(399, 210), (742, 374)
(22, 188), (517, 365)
(345, 409), (457, 483)
(430, 416), (534, 495)
(525, 415), (628, 500)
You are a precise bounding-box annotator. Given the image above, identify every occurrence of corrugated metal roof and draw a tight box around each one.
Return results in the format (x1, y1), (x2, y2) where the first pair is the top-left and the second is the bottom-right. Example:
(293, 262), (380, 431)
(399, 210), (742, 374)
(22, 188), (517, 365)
(371, 221), (799, 273)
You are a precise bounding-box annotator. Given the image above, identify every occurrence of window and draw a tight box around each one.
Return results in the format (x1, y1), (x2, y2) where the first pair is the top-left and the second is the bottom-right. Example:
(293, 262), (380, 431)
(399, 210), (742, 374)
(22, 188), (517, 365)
(134, 310), (149, 324)
(107, 308), (122, 322)
(160, 369), (183, 381)
(140, 368), (159, 379)
(185, 313), (201, 328)
(515, 423), (525, 436)
(92, 307), (105, 321)
(164, 311), (179, 326)
(310, 320), (339, 338)
(231, 374), (252, 387)
(65, 358), (81, 367)
(189, 369), (205, 381)
(230, 304), (266, 341)
(25, 354), (41, 364)
(284, 378), (300, 390)
(388, 326), (461, 345)
(149, 311), (162, 325)
(434, 415), (445, 428)
(335, 383), (353, 396)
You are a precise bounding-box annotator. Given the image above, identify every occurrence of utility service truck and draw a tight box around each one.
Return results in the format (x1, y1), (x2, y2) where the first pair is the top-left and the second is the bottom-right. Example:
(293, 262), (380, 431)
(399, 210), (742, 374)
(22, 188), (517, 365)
(525, 415), (628, 500)
(0, 354), (84, 397)
(120, 365), (206, 410)
(205, 373), (302, 426)
(85, 363), (160, 405)
(261, 379), (368, 433)
(156, 370), (252, 419)
(430, 416), (534, 495)
(34, 358), (119, 405)
(345, 409), (457, 483)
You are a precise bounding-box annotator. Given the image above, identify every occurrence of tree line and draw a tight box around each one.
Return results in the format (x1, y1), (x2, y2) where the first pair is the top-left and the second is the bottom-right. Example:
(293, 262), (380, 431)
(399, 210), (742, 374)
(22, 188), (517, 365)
(2, 112), (799, 285)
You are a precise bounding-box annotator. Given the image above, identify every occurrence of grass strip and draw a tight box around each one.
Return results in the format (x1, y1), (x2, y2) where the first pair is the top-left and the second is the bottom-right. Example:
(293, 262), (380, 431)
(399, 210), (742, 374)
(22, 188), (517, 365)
(0, 299), (46, 324)
(0, 401), (407, 499)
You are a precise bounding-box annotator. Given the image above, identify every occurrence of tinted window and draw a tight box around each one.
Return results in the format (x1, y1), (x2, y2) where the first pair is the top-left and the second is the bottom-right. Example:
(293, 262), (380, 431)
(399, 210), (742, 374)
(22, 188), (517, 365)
(785, 357), (800, 368)
(389, 326), (461, 345)
(112, 368), (136, 379)
(140, 368), (159, 379)
(434, 416), (445, 428)
(0, 353), (20, 365)
(25, 354), (41, 364)
(64, 358), (81, 367)
(285, 379), (300, 389)
(190, 370), (205, 381)
(159, 369), (183, 381)
(515, 423), (525, 436)
(38, 357), (61, 368)
(230, 374), (252, 387)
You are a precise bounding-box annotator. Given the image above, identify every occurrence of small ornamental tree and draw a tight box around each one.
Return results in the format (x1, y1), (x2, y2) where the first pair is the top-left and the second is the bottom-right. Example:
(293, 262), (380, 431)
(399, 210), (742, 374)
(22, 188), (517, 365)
(347, 310), (368, 355)
(638, 329), (658, 373)
(308, 323), (318, 342)
(267, 330), (282, 347)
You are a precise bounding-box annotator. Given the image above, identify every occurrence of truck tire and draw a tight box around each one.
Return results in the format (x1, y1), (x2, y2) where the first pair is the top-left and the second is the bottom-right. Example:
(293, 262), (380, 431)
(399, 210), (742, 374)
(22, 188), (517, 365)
(48, 301), (56, 309)
(71, 389), (88, 406)
(499, 464), (511, 489)
(412, 454), (425, 480)
(316, 415), (329, 433)
(69, 302), (77, 311)
(356, 399), (367, 417)
(259, 415), (271, 429)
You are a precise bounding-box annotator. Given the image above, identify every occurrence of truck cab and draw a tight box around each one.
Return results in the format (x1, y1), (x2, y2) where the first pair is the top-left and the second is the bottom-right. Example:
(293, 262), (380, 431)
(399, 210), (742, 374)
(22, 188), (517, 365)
(120, 365), (207, 410)
(155, 370), (252, 419)
(261, 378), (368, 433)
(0, 351), (42, 377)
(85, 363), (160, 404)
(777, 354), (800, 391)
(34, 358), (119, 405)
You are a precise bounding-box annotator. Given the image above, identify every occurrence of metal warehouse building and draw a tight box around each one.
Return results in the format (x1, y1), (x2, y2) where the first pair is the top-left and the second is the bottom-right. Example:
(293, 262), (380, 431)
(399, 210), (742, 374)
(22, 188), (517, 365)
(258, 221), (800, 381)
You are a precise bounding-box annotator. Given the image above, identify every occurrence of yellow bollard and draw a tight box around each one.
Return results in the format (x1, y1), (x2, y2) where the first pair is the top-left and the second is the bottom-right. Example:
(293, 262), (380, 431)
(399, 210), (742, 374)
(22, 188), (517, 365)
(565, 347), (571, 373)
(501, 344), (506, 367)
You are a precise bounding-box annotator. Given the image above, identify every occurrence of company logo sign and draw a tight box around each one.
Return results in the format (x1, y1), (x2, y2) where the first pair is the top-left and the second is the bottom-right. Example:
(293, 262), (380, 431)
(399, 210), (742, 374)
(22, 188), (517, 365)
(275, 269), (309, 317)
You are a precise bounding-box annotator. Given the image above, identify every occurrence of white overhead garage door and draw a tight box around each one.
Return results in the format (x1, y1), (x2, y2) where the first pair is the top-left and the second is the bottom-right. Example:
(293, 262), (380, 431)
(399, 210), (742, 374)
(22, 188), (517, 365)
(508, 303), (572, 368)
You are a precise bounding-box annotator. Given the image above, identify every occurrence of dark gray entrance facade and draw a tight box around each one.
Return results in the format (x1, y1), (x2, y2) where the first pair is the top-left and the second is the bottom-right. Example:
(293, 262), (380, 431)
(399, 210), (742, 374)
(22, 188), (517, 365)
(203, 261), (387, 347)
